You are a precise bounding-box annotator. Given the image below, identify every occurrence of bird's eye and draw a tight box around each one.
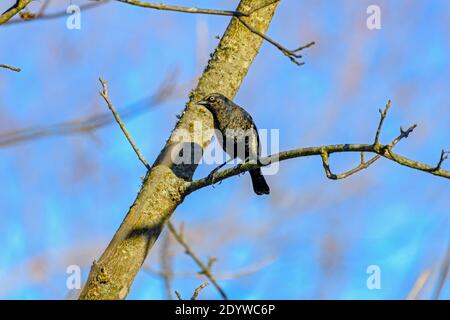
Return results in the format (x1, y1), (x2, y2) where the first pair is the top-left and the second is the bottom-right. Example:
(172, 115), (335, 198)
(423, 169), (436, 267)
(208, 96), (215, 102)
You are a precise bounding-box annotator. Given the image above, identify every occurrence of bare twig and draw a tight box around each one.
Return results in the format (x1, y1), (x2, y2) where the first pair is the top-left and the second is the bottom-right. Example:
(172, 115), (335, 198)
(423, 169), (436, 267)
(116, 0), (248, 17)
(190, 282), (209, 300)
(0, 71), (176, 148)
(238, 17), (315, 66)
(433, 244), (450, 300)
(320, 101), (417, 180)
(174, 282), (209, 300)
(144, 256), (275, 280)
(189, 101), (449, 193)
(6, 1), (108, 25)
(0, 64), (21, 72)
(321, 151), (381, 180)
(374, 100), (391, 145)
(98, 78), (150, 170)
(0, 0), (32, 25)
(4, 0), (309, 66)
(406, 270), (432, 300)
(167, 222), (228, 300)
(118, 0), (311, 66)
(159, 233), (174, 300)
(435, 150), (450, 171)
(37, 0), (51, 17)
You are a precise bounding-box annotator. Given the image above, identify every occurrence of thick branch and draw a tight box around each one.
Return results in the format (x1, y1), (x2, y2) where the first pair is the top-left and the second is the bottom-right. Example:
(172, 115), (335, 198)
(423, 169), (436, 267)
(0, 0), (32, 25)
(79, 0), (280, 300)
(95, 78), (227, 299)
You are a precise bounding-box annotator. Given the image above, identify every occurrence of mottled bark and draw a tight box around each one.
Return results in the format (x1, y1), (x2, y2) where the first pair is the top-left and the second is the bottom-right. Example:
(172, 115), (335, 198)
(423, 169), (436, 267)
(79, 0), (279, 300)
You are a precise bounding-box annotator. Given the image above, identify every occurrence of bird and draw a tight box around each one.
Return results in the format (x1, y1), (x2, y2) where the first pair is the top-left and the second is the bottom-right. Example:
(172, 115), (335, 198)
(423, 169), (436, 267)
(196, 93), (270, 195)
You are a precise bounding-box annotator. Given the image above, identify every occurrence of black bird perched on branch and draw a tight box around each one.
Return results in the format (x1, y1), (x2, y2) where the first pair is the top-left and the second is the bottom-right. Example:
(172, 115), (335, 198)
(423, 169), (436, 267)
(197, 93), (270, 195)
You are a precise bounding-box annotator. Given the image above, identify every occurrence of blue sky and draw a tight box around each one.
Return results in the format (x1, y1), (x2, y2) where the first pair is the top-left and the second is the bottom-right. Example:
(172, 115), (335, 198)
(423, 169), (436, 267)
(0, 0), (449, 299)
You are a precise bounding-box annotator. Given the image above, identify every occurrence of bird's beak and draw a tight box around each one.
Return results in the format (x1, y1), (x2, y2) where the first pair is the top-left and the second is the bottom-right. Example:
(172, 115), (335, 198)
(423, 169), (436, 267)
(196, 99), (208, 106)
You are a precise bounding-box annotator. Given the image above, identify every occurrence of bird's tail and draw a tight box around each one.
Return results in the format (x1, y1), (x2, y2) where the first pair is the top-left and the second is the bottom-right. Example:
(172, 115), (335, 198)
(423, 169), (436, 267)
(249, 168), (270, 195)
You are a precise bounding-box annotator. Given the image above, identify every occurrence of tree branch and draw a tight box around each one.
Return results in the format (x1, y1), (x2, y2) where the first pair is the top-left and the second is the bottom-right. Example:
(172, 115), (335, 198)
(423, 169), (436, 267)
(0, 71), (177, 148)
(115, 0), (248, 17)
(6, 1), (108, 25)
(96, 78), (228, 299)
(0, 0), (32, 25)
(167, 222), (228, 300)
(4, 0), (313, 66)
(159, 231), (174, 300)
(116, 0), (314, 66)
(237, 17), (315, 66)
(406, 270), (431, 300)
(0, 64), (21, 72)
(187, 101), (449, 194)
(79, 0), (280, 300)
(319, 100), (413, 180)
(98, 78), (151, 170)
(174, 282), (209, 300)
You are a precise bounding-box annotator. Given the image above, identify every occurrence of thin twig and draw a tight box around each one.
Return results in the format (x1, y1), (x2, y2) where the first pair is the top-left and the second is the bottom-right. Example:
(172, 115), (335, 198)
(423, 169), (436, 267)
(406, 270), (432, 300)
(144, 256), (275, 280)
(116, 0), (248, 17)
(237, 17), (315, 66)
(167, 222), (228, 300)
(406, 270), (431, 300)
(374, 100), (391, 145)
(0, 64), (21, 72)
(5, 0), (272, 25)
(99, 78), (150, 169)
(435, 150), (450, 171)
(320, 101), (415, 180)
(190, 282), (209, 300)
(433, 244), (450, 300)
(37, 0), (51, 17)
(0, 71), (177, 148)
(6, 1), (108, 25)
(173, 282), (209, 300)
(321, 151), (381, 180)
(159, 233), (174, 300)
(4, 0), (308, 66)
(174, 290), (182, 300)
(119, 0), (312, 66)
